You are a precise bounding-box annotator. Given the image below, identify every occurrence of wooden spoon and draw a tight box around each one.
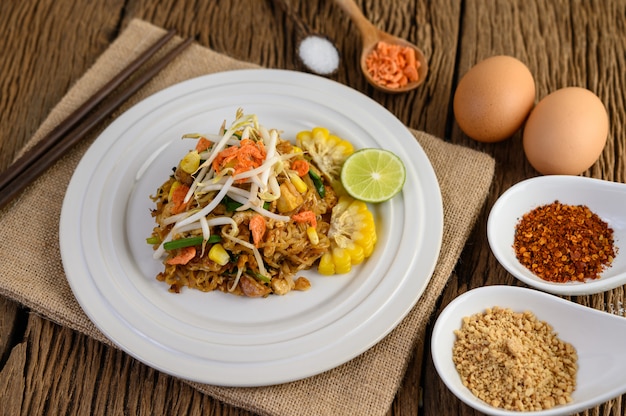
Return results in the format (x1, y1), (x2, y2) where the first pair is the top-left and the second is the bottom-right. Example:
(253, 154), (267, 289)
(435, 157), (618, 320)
(333, 0), (428, 93)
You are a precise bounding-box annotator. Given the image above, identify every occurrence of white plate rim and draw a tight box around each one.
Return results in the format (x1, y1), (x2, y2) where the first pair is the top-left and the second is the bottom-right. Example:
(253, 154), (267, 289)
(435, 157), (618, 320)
(59, 69), (444, 386)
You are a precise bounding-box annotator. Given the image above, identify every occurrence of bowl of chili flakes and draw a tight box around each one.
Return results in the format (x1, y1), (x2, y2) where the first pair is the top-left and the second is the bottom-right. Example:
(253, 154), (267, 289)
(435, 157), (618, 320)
(487, 176), (626, 295)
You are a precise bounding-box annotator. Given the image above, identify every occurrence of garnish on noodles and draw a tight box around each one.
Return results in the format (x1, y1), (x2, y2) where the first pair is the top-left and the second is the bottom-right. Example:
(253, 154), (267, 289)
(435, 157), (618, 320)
(148, 109), (377, 297)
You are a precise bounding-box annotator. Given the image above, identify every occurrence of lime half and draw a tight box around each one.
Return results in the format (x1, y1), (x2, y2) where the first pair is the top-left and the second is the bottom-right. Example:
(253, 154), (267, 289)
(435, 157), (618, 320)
(340, 148), (406, 203)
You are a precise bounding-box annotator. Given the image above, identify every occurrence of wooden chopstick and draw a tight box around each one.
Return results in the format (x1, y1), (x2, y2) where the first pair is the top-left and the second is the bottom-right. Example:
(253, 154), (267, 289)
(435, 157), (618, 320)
(0, 29), (176, 193)
(0, 32), (193, 210)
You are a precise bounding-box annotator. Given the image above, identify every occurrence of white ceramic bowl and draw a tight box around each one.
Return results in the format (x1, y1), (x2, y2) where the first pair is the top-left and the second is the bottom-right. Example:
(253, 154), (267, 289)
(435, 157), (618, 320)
(487, 176), (626, 295)
(431, 285), (626, 416)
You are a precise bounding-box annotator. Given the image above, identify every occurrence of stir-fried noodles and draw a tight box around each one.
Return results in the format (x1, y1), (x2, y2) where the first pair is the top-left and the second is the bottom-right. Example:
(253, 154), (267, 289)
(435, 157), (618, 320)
(148, 109), (376, 297)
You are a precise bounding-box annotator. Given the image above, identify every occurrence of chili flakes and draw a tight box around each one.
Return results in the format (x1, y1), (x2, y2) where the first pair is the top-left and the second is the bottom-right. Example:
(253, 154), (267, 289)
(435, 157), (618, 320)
(513, 201), (616, 283)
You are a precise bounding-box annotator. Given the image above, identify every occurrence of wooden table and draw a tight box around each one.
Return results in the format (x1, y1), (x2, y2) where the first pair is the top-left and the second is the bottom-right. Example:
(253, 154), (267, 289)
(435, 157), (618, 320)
(1, 1), (624, 414)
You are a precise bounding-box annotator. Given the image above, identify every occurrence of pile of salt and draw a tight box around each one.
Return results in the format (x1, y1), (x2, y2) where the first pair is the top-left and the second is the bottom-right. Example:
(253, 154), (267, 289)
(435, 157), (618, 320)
(297, 35), (340, 75)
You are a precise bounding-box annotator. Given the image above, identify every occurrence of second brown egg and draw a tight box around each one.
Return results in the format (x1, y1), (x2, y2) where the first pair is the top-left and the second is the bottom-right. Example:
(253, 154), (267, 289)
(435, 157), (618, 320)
(453, 56), (536, 143)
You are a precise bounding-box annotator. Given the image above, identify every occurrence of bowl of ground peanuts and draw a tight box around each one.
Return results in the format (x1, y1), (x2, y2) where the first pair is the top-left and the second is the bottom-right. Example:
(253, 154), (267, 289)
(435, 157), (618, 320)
(431, 285), (626, 415)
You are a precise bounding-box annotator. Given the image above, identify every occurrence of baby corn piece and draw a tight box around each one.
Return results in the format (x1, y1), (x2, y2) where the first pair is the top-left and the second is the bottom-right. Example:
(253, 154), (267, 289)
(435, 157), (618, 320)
(180, 150), (201, 174)
(318, 195), (377, 275)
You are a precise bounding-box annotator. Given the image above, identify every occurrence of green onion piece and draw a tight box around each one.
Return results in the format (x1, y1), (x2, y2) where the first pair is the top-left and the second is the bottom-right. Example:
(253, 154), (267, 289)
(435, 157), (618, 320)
(308, 170), (326, 198)
(207, 235), (223, 244)
(223, 195), (242, 211)
(146, 236), (160, 245)
(163, 234), (221, 250)
(223, 195), (270, 212)
(163, 236), (203, 250)
(246, 268), (271, 283)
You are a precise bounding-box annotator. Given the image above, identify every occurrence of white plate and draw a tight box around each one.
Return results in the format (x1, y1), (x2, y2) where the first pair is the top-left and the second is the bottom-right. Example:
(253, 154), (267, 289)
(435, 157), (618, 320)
(60, 69), (443, 386)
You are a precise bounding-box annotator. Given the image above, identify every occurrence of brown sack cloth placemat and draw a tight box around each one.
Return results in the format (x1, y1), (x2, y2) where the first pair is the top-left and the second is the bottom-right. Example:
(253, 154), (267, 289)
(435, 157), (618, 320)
(0, 20), (495, 416)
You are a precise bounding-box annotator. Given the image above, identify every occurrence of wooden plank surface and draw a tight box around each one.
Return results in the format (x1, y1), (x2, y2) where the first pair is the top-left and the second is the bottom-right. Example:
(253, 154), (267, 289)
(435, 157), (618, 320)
(0, 0), (624, 415)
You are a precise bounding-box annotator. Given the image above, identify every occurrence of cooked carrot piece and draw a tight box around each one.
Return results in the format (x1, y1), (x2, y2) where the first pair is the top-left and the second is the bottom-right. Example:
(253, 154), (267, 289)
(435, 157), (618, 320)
(166, 246), (196, 265)
(249, 214), (266, 247)
(292, 210), (317, 228)
(195, 137), (212, 152)
(212, 139), (267, 181)
(291, 159), (309, 177)
(170, 183), (190, 214)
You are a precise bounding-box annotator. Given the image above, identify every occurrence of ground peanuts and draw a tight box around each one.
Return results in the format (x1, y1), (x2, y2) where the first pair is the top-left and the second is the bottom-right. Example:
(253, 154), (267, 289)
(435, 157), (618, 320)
(452, 307), (577, 411)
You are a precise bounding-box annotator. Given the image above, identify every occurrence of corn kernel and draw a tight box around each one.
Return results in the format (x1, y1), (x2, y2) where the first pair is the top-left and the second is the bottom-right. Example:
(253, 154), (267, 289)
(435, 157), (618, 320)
(312, 126), (330, 140)
(346, 243), (365, 265)
(326, 134), (340, 146)
(332, 247), (352, 274)
(208, 243), (230, 265)
(337, 140), (354, 156)
(352, 200), (368, 212)
(289, 172), (308, 193)
(355, 224), (376, 245)
(295, 130), (312, 144)
(318, 252), (335, 275)
(306, 226), (319, 245)
(362, 239), (375, 258)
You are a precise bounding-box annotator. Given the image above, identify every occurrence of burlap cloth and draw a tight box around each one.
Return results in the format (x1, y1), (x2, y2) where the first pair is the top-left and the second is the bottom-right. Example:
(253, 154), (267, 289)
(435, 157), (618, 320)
(0, 20), (495, 416)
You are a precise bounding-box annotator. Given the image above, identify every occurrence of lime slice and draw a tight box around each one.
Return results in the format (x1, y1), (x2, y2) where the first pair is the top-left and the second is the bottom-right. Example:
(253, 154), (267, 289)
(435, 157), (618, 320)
(340, 148), (406, 203)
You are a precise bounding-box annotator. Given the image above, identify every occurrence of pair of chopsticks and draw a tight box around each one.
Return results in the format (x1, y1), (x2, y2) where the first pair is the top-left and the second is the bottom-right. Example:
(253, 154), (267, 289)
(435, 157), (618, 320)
(0, 29), (193, 210)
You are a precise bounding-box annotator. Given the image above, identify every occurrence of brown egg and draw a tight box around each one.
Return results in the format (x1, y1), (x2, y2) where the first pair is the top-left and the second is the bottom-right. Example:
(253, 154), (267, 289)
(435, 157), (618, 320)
(453, 56), (536, 142)
(522, 87), (609, 175)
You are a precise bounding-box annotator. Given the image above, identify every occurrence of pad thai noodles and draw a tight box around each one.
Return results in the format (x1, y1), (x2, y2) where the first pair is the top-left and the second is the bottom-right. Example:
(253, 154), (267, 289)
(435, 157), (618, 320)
(148, 109), (377, 297)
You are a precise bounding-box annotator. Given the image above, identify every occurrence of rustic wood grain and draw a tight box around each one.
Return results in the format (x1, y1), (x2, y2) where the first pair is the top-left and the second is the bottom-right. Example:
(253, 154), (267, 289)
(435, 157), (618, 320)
(1, 0), (625, 415)
(422, 0), (626, 415)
